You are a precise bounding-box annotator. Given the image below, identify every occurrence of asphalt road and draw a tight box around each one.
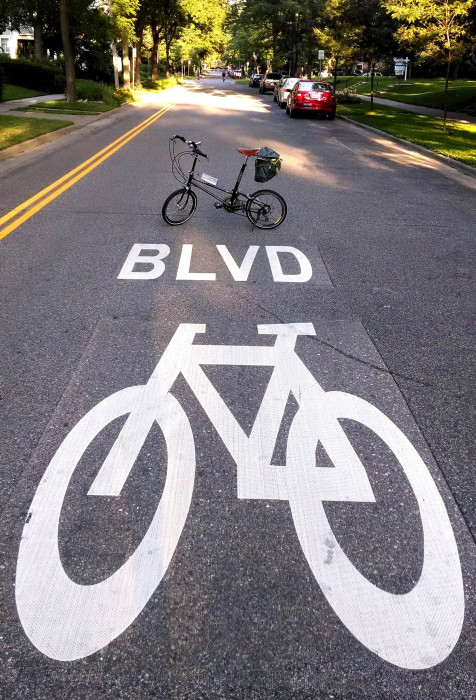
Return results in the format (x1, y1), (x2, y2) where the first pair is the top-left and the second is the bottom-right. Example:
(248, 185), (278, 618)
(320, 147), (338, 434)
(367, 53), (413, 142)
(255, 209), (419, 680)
(0, 72), (475, 699)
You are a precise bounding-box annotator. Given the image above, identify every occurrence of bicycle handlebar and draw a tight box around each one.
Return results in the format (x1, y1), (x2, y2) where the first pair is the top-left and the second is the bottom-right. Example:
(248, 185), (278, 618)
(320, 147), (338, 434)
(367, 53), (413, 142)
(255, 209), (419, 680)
(173, 134), (207, 158)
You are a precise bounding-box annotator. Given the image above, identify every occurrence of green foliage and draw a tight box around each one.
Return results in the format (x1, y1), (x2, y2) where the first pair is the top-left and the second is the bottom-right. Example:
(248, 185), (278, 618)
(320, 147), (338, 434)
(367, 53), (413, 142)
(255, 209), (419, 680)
(0, 57), (65, 93)
(75, 79), (118, 104)
(1, 84), (44, 101)
(384, 0), (474, 64)
(335, 87), (361, 102)
(142, 76), (182, 90)
(0, 114), (73, 151)
(338, 101), (476, 167)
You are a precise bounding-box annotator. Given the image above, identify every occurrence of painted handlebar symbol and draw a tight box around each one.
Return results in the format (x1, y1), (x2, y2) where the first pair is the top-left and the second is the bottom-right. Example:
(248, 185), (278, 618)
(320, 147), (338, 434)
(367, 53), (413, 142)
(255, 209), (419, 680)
(16, 323), (464, 667)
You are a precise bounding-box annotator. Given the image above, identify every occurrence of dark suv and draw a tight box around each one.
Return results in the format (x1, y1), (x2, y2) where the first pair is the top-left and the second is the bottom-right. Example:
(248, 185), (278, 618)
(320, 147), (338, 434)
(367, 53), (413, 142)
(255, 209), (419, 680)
(259, 72), (283, 94)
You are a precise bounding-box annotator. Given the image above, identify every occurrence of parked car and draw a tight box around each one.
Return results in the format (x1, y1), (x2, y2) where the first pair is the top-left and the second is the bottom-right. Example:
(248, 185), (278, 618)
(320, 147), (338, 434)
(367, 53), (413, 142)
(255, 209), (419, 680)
(286, 80), (336, 119)
(234, 69), (243, 78)
(259, 72), (282, 94)
(273, 77), (287, 102)
(249, 73), (264, 87)
(275, 77), (300, 108)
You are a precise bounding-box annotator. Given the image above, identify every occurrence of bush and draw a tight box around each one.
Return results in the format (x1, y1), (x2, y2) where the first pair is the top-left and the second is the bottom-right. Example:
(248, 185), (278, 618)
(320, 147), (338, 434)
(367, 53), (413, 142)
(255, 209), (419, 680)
(0, 57), (65, 93)
(76, 79), (118, 104)
(0, 65), (4, 102)
(335, 88), (361, 104)
(142, 76), (181, 91)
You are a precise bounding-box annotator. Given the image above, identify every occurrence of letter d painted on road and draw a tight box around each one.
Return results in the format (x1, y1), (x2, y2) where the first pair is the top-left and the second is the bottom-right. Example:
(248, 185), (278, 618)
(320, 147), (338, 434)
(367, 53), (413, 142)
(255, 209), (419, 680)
(265, 246), (313, 283)
(118, 244), (170, 280)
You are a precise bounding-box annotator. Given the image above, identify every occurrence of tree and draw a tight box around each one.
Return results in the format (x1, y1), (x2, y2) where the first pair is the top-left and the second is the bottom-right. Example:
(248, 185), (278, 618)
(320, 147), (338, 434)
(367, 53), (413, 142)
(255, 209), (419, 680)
(109, 0), (139, 90)
(60, 0), (76, 102)
(385, 0), (474, 129)
(314, 0), (362, 88)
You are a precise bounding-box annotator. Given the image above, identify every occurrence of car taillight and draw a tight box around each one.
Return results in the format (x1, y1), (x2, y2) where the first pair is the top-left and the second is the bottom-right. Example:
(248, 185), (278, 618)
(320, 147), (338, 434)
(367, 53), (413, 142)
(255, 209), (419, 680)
(296, 93), (304, 101)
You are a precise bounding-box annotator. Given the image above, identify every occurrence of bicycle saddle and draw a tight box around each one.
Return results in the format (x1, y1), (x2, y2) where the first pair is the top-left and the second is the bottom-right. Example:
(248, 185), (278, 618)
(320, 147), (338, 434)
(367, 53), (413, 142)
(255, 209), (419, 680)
(237, 148), (260, 156)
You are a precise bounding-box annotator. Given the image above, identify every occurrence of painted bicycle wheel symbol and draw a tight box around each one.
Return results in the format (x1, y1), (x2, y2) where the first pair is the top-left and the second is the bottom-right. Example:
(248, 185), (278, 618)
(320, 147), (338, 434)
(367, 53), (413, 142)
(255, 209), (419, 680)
(16, 323), (464, 667)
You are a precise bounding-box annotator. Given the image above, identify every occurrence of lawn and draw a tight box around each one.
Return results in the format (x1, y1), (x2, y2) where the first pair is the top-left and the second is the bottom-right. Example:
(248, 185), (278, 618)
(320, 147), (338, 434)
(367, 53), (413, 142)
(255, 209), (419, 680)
(338, 102), (476, 168)
(0, 115), (74, 151)
(19, 99), (114, 114)
(342, 78), (476, 112)
(2, 84), (45, 101)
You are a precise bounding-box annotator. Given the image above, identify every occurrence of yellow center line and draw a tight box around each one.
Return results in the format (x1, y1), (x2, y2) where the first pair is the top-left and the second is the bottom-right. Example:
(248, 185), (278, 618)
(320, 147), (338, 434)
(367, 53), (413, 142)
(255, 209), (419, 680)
(0, 100), (177, 241)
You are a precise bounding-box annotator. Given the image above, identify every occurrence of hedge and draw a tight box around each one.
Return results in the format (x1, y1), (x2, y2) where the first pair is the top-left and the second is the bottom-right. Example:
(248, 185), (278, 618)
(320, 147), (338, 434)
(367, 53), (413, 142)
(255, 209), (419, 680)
(0, 57), (65, 93)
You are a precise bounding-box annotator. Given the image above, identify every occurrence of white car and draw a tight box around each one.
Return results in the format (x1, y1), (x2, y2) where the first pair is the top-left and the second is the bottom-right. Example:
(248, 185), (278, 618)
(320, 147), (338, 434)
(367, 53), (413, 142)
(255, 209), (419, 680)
(276, 77), (300, 108)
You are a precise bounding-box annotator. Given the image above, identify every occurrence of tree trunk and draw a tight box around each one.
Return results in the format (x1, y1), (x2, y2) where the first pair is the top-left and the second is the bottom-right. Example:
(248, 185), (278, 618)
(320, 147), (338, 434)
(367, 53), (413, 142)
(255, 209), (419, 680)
(151, 28), (160, 81)
(111, 42), (119, 89)
(34, 22), (42, 59)
(333, 57), (339, 93)
(443, 58), (450, 133)
(59, 0), (76, 102)
(370, 62), (375, 109)
(122, 37), (130, 91)
(134, 39), (142, 85)
(450, 61), (459, 80)
(165, 42), (170, 79)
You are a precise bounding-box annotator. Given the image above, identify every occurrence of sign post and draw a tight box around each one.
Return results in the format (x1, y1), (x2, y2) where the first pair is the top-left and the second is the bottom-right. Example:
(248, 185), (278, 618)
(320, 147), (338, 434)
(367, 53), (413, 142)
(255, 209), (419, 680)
(132, 47), (136, 97)
(318, 50), (324, 77)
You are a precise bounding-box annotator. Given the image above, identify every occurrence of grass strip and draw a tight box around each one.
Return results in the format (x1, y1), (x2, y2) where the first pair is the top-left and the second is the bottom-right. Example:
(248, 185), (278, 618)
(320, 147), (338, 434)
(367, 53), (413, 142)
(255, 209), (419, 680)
(2, 84), (45, 101)
(338, 102), (476, 168)
(0, 115), (73, 151)
(341, 78), (476, 112)
(19, 99), (114, 114)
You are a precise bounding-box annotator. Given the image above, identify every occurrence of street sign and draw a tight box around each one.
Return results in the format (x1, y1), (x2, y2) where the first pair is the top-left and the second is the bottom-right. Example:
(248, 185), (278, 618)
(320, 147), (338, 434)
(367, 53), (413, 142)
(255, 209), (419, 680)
(318, 50), (325, 60)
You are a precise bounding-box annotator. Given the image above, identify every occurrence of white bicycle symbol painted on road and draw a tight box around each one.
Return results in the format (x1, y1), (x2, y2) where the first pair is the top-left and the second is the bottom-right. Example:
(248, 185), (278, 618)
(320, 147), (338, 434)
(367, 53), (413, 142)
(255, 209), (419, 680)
(16, 323), (464, 667)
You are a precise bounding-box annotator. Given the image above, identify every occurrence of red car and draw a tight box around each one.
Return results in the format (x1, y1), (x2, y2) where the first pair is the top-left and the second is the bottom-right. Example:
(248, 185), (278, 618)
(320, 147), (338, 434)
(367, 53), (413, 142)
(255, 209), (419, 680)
(286, 80), (336, 119)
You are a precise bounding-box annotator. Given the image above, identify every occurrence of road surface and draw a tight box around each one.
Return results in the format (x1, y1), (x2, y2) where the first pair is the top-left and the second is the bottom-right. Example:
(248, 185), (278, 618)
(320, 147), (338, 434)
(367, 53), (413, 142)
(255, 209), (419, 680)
(0, 72), (475, 699)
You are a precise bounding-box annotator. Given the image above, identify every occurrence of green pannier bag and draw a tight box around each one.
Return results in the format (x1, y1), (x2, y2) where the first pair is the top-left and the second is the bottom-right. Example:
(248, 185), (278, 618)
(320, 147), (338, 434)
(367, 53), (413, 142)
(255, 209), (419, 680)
(254, 146), (282, 183)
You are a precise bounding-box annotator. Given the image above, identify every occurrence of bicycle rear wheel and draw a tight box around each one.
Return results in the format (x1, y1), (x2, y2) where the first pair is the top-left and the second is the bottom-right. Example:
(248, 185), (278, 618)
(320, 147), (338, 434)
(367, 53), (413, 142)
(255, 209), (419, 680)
(246, 189), (287, 229)
(162, 188), (197, 226)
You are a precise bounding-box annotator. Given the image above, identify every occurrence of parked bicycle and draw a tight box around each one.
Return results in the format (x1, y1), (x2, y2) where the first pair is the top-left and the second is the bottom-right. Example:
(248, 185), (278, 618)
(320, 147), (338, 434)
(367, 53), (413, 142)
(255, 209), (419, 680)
(162, 135), (287, 229)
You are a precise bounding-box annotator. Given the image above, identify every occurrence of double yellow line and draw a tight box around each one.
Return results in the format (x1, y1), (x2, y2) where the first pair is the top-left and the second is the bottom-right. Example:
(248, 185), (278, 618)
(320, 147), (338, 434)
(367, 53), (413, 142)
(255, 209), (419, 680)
(0, 100), (177, 242)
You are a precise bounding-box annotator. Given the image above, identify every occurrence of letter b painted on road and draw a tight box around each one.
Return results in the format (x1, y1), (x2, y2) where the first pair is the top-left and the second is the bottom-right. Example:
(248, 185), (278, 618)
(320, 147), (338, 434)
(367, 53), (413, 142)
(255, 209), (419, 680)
(118, 244), (170, 280)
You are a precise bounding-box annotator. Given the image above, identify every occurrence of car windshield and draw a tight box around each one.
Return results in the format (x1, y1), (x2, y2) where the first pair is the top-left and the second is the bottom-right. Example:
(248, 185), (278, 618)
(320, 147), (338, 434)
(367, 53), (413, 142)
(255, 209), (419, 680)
(309, 82), (332, 91)
(266, 73), (282, 79)
(284, 78), (299, 88)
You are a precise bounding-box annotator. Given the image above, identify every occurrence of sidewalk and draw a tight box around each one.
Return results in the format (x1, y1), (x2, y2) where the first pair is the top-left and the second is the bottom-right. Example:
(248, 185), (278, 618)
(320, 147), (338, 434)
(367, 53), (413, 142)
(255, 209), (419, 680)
(357, 94), (476, 124)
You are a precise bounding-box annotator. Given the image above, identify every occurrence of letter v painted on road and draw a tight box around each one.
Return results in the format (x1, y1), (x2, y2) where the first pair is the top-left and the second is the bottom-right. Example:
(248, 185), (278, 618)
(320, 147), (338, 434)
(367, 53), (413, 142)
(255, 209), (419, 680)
(216, 245), (259, 281)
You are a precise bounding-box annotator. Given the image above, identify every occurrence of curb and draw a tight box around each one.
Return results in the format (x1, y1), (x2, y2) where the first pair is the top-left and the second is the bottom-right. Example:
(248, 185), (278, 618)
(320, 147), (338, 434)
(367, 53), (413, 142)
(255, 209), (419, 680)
(0, 102), (132, 162)
(337, 113), (476, 179)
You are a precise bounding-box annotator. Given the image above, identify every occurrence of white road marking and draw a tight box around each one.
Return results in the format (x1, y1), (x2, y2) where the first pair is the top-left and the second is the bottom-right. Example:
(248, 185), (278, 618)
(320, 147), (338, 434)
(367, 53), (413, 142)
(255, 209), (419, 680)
(216, 245), (259, 280)
(176, 244), (216, 280)
(265, 246), (313, 282)
(117, 244), (170, 279)
(16, 323), (464, 668)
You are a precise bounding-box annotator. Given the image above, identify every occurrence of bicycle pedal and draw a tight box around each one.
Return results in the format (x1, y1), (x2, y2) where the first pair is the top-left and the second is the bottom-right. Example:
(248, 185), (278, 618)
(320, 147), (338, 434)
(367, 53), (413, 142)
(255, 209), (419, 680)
(214, 203), (223, 209)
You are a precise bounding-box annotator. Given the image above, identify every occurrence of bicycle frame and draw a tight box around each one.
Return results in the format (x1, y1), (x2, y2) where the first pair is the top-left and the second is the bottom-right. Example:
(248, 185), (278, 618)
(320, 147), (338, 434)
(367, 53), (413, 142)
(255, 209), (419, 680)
(184, 151), (252, 210)
(88, 323), (376, 503)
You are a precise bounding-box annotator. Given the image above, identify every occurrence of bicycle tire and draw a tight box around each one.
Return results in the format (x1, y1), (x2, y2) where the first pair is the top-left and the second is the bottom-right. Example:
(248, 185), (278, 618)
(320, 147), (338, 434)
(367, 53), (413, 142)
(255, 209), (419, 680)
(16, 390), (196, 661)
(162, 188), (197, 226)
(246, 189), (287, 229)
(286, 390), (464, 670)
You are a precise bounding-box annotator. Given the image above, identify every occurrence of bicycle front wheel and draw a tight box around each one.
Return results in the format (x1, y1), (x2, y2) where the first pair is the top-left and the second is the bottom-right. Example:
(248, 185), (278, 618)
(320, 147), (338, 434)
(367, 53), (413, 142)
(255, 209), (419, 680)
(246, 189), (287, 229)
(162, 188), (197, 226)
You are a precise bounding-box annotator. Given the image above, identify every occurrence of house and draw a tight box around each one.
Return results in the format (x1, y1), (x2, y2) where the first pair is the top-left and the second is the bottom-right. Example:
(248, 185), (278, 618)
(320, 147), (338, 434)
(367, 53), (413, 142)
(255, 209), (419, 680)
(0, 28), (34, 59)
